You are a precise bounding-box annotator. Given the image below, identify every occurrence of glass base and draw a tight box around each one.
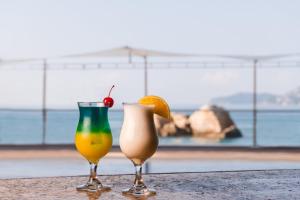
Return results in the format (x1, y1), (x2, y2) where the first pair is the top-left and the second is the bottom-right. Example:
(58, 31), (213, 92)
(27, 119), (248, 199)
(76, 178), (111, 192)
(122, 186), (156, 197)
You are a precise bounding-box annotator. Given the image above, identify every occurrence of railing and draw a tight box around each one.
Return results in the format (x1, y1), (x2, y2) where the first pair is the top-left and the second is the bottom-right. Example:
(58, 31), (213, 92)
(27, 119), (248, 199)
(1, 60), (300, 147)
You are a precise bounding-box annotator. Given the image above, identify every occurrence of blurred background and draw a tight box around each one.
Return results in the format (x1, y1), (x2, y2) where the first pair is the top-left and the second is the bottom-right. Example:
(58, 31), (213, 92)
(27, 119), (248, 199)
(1, 0), (300, 178)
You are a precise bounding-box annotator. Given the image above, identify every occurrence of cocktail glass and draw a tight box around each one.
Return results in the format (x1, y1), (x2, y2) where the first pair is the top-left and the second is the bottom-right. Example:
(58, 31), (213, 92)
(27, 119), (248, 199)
(75, 102), (113, 192)
(119, 103), (158, 197)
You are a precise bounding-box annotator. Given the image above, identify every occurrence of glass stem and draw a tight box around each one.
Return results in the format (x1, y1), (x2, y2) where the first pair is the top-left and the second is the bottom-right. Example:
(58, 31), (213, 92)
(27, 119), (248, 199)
(134, 164), (145, 186)
(90, 163), (97, 178)
(88, 162), (100, 184)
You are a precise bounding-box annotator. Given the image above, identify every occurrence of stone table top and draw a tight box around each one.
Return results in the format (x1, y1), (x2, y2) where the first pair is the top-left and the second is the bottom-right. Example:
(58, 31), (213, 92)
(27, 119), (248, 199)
(0, 170), (300, 200)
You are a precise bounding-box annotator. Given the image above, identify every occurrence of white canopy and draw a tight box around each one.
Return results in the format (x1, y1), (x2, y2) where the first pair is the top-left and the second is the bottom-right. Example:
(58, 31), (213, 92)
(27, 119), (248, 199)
(214, 53), (299, 61)
(64, 45), (198, 62)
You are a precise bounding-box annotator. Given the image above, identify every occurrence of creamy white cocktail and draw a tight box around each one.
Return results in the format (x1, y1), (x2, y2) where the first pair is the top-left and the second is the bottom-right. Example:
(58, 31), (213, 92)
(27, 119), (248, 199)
(119, 96), (170, 197)
(120, 103), (158, 165)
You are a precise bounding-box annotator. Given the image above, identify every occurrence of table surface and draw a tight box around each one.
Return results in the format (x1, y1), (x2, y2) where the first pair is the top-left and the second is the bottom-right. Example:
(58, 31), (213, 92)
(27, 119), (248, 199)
(0, 169), (300, 200)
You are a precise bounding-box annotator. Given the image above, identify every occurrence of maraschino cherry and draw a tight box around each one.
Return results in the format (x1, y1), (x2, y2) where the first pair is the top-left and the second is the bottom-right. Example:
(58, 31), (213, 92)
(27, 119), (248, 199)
(103, 85), (115, 107)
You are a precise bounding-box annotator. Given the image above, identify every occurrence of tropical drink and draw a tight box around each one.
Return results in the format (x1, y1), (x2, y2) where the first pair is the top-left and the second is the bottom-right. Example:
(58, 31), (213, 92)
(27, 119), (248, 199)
(74, 86), (115, 192)
(120, 96), (170, 197)
(75, 102), (112, 192)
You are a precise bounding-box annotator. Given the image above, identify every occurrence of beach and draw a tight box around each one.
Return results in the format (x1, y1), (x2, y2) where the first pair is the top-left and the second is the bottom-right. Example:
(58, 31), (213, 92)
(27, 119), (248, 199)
(2, 147), (300, 161)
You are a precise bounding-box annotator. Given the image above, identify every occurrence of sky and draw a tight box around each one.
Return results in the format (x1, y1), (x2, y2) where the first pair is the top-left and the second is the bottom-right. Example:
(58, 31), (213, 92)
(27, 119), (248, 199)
(0, 0), (300, 109)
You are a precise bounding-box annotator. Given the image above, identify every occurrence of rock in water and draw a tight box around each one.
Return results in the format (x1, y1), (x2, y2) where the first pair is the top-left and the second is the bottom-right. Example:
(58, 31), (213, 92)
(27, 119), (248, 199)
(172, 113), (190, 131)
(154, 113), (192, 137)
(154, 106), (241, 139)
(189, 105), (242, 139)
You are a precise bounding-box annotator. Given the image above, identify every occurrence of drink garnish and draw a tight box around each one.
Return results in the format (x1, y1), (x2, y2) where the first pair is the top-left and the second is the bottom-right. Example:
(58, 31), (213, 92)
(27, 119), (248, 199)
(103, 85), (115, 107)
(138, 95), (171, 119)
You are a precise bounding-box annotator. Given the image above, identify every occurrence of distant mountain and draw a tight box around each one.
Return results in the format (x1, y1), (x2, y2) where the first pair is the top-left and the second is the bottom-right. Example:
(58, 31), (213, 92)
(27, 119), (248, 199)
(278, 87), (300, 105)
(210, 86), (300, 106)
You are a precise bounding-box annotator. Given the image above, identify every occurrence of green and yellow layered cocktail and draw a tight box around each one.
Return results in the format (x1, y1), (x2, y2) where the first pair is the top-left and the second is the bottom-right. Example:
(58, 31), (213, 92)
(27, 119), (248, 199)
(75, 102), (112, 192)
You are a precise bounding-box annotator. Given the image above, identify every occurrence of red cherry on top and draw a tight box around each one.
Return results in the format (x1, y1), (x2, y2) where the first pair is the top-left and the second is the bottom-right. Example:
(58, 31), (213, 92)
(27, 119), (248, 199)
(103, 85), (115, 108)
(103, 97), (114, 107)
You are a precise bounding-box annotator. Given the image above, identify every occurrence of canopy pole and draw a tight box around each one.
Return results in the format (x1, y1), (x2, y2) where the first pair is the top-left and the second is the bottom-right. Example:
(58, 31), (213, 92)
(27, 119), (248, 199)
(144, 56), (148, 96)
(142, 57), (151, 173)
(129, 51), (132, 63)
(42, 59), (47, 145)
(253, 59), (258, 147)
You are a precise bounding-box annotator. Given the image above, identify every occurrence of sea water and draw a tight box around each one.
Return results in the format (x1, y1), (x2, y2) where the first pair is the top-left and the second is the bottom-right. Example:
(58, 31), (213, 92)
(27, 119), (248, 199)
(0, 110), (300, 146)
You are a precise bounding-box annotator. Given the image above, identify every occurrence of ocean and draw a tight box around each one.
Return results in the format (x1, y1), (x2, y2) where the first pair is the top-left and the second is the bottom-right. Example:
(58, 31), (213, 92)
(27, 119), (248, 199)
(0, 110), (299, 146)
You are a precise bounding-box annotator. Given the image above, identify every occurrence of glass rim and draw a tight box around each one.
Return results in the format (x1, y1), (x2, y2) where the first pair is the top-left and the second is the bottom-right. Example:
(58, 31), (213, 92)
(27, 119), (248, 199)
(122, 102), (155, 108)
(78, 102), (106, 107)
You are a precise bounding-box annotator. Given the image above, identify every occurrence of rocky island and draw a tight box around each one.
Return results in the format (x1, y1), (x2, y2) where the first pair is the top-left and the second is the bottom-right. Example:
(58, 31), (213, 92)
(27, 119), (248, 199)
(154, 105), (242, 140)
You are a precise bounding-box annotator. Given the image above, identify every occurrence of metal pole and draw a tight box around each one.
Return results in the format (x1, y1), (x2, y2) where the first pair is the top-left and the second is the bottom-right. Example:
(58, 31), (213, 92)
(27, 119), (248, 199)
(42, 59), (47, 145)
(129, 51), (132, 64)
(144, 162), (150, 174)
(253, 59), (258, 147)
(144, 56), (148, 96)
